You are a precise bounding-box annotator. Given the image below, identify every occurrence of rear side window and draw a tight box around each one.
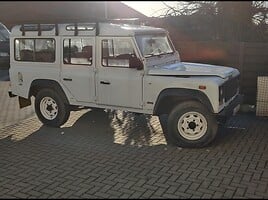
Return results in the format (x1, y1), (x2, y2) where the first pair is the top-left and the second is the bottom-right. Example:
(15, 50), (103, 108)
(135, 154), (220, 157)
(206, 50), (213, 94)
(15, 38), (55, 62)
(63, 38), (93, 66)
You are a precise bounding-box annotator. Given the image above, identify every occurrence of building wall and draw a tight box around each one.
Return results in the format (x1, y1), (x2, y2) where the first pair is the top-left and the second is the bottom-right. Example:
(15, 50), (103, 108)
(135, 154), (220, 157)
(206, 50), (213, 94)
(0, 2), (147, 29)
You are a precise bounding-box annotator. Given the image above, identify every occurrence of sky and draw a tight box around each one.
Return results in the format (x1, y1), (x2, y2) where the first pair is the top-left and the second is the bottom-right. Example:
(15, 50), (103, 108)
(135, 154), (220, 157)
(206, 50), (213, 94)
(122, 1), (179, 17)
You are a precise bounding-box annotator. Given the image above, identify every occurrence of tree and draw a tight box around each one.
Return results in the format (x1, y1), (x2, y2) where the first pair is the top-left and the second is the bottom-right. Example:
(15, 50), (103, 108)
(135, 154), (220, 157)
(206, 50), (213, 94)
(157, 1), (268, 42)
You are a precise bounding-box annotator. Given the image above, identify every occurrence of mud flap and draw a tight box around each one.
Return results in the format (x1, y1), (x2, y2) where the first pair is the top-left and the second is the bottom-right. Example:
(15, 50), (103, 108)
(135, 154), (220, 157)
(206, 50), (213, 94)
(19, 96), (31, 109)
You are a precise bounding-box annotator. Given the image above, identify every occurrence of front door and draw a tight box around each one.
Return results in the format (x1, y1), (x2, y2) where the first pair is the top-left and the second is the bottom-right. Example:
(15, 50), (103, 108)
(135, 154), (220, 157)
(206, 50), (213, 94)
(96, 37), (143, 109)
(60, 37), (95, 103)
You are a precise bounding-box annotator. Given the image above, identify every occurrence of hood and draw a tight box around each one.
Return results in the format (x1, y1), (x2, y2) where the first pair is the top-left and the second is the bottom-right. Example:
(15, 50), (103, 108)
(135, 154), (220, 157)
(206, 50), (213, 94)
(148, 62), (239, 79)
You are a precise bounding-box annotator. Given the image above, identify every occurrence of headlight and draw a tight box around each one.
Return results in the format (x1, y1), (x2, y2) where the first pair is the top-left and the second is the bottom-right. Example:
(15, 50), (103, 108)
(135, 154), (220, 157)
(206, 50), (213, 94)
(220, 87), (223, 96)
(219, 86), (225, 105)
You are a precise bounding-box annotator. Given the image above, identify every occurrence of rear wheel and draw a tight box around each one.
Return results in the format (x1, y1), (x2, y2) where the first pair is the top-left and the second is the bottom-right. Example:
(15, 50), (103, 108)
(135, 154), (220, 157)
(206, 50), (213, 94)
(167, 101), (218, 148)
(35, 89), (70, 127)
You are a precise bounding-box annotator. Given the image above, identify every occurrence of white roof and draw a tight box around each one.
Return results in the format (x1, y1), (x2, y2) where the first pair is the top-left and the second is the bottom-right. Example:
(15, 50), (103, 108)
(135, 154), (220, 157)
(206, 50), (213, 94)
(10, 22), (166, 37)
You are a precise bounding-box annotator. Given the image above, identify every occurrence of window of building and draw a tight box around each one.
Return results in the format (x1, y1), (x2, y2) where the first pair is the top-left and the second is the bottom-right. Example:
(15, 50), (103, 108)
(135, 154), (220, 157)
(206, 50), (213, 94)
(0, 23), (10, 42)
(14, 38), (55, 62)
(102, 38), (136, 68)
(63, 38), (93, 66)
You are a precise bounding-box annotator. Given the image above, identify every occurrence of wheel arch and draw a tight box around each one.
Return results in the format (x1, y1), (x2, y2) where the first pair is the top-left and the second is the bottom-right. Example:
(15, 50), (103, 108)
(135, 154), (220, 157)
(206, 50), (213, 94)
(153, 88), (214, 116)
(29, 79), (69, 104)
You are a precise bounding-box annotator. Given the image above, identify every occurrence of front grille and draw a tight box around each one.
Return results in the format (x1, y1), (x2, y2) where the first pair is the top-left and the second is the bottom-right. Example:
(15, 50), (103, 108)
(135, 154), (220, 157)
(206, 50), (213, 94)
(221, 76), (239, 102)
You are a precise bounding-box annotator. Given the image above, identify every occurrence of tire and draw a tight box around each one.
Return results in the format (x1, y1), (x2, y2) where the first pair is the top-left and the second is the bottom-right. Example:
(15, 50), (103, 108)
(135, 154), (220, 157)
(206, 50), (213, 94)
(35, 88), (70, 127)
(167, 101), (218, 148)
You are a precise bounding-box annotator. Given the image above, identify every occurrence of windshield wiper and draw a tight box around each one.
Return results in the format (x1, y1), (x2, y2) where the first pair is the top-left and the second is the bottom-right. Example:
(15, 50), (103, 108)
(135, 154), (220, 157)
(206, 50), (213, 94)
(144, 51), (174, 58)
(157, 51), (174, 56)
(154, 52), (174, 57)
(144, 53), (155, 58)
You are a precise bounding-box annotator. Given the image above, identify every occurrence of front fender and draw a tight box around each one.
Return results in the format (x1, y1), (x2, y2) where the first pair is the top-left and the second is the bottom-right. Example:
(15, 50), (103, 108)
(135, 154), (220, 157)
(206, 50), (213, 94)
(153, 88), (214, 115)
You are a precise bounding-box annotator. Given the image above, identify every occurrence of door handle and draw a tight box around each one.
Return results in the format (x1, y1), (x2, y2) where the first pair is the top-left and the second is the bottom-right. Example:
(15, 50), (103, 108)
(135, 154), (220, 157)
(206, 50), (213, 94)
(100, 81), (110, 85)
(63, 78), (72, 81)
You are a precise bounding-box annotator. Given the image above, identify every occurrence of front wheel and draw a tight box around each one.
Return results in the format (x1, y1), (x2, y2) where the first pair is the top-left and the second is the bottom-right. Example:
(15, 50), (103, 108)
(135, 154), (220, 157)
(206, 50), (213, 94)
(167, 101), (218, 148)
(35, 89), (70, 127)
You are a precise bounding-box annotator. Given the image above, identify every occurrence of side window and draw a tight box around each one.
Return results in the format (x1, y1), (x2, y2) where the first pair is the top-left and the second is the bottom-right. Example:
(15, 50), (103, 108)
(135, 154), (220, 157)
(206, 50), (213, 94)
(15, 38), (55, 62)
(101, 38), (136, 68)
(35, 39), (55, 62)
(63, 38), (93, 65)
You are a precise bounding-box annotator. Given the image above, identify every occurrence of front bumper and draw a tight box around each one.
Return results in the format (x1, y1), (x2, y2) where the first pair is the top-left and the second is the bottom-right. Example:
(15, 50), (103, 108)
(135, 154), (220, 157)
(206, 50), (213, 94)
(217, 94), (243, 118)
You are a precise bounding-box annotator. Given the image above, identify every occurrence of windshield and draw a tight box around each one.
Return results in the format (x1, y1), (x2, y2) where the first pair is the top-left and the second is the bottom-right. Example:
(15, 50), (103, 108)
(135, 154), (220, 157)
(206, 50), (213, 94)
(135, 34), (174, 58)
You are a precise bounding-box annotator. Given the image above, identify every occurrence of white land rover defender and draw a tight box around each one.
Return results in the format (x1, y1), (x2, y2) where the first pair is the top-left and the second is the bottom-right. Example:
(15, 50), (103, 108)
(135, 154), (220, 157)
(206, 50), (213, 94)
(8, 22), (242, 147)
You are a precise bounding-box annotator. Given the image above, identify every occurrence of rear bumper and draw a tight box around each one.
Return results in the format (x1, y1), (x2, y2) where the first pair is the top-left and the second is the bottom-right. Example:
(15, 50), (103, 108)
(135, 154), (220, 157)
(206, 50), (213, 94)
(217, 94), (243, 118)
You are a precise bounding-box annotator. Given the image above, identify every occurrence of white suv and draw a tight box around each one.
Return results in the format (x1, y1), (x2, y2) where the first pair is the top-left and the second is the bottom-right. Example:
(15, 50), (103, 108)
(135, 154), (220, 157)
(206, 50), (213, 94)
(8, 22), (242, 147)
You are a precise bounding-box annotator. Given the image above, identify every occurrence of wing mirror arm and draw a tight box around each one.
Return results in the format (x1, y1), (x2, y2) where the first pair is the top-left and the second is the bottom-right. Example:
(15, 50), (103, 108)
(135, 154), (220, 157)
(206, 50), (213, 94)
(129, 57), (144, 70)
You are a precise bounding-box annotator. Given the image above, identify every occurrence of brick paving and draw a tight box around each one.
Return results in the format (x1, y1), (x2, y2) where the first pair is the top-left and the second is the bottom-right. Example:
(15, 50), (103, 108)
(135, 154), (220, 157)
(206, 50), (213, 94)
(0, 81), (35, 129)
(0, 108), (267, 198)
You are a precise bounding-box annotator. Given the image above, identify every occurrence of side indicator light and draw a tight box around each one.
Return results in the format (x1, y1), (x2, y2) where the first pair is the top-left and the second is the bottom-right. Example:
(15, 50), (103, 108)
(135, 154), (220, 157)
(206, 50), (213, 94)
(199, 85), (206, 90)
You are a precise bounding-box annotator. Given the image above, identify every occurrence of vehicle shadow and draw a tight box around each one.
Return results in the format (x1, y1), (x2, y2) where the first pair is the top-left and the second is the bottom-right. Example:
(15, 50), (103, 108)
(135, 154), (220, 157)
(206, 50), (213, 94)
(22, 109), (170, 148)
(0, 108), (173, 150)
(103, 110), (169, 146)
(0, 109), (253, 151)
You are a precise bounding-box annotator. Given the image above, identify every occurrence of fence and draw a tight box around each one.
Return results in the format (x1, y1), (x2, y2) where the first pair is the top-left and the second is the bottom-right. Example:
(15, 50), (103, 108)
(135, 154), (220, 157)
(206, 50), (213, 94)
(173, 41), (268, 105)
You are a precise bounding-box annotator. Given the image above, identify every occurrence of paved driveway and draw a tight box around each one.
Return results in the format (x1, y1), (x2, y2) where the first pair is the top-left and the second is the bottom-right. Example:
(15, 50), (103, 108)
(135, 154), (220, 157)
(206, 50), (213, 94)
(0, 81), (35, 129)
(0, 107), (267, 198)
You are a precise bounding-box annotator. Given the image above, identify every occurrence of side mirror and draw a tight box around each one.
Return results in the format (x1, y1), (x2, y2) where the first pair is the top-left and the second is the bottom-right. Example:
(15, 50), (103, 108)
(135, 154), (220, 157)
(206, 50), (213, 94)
(129, 57), (144, 70)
